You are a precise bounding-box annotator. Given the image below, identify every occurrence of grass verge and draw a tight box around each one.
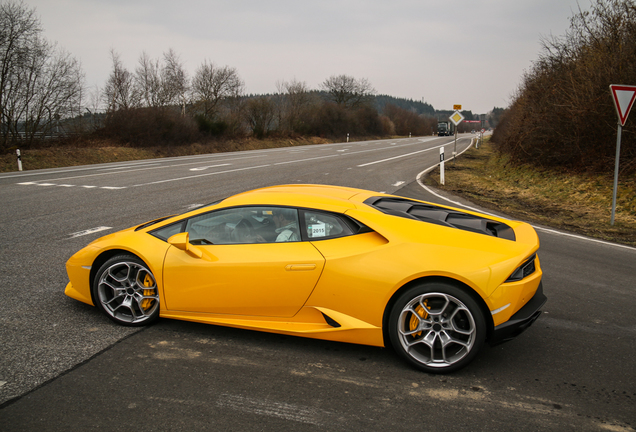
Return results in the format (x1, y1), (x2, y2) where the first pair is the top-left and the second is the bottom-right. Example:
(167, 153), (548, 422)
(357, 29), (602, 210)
(0, 136), (336, 172)
(423, 138), (636, 246)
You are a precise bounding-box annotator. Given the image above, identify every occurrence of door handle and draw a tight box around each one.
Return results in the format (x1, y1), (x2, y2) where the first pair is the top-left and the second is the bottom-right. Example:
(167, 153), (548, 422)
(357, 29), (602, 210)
(285, 264), (316, 271)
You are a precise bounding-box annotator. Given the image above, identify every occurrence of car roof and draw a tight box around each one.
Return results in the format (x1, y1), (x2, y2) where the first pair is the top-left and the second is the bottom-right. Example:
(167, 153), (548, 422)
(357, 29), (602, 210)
(221, 184), (379, 211)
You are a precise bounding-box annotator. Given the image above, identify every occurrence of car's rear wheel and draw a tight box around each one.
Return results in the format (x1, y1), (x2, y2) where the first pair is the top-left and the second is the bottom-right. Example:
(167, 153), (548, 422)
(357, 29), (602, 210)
(388, 282), (486, 373)
(93, 254), (160, 326)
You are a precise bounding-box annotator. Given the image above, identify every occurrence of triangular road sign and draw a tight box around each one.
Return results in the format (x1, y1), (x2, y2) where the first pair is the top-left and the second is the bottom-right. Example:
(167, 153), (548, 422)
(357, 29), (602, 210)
(610, 84), (636, 126)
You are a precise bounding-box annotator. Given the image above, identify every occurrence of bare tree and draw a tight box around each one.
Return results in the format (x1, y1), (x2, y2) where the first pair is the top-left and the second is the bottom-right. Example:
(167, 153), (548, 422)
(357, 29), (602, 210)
(162, 48), (188, 113)
(245, 96), (275, 138)
(281, 78), (311, 133)
(191, 60), (243, 120)
(0, 1), (83, 147)
(321, 74), (375, 108)
(103, 49), (138, 112)
(135, 51), (162, 107)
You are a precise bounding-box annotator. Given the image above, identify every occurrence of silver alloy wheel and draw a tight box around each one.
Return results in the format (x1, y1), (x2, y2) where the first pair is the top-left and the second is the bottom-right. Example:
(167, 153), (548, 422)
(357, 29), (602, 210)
(97, 260), (159, 324)
(397, 292), (477, 368)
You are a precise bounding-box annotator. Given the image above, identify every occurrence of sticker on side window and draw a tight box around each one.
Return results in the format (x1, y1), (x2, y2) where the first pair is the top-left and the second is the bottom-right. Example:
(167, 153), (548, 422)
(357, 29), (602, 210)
(309, 223), (326, 238)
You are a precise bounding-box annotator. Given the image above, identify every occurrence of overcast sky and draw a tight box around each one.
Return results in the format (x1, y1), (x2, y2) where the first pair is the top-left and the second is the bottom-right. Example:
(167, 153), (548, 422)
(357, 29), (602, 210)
(27, 0), (591, 114)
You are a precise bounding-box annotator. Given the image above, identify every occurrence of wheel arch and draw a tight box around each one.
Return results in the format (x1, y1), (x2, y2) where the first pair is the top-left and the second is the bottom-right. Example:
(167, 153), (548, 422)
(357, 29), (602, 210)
(89, 249), (144, 305)
(382, 275), (494, 348)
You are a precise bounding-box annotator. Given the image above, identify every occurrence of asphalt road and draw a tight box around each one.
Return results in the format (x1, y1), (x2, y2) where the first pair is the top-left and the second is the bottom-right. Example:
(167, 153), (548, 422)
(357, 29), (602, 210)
(0, 136), (634, 431)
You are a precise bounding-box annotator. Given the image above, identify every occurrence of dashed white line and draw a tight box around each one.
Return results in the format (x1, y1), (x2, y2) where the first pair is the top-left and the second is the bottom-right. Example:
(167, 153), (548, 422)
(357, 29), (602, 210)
(18, 182), (126, 190)
(69, 226), (112, 238)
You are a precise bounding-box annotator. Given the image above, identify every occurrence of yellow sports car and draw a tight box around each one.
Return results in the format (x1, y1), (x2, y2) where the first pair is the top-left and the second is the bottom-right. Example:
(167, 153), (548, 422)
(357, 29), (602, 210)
(65, 184), (546, 373)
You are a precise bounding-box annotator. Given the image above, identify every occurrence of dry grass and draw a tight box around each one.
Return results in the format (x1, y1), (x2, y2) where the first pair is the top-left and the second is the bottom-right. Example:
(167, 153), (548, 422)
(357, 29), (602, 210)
(424, 139), (636, 246)
(0, 136), (335, 172)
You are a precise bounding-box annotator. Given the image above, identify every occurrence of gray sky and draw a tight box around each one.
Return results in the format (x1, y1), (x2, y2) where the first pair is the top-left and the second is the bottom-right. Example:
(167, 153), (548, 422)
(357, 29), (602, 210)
(28, 0), (590, 114)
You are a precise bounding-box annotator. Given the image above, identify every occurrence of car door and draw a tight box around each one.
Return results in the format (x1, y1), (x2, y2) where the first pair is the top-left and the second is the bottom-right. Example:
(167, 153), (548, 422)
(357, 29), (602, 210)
(160, 206), (325, 317)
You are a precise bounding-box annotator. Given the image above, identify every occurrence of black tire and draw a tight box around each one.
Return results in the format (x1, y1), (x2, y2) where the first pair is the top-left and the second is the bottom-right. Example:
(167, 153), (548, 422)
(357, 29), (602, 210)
(92, 254), (160, 326)
(388, 282), (486, 373)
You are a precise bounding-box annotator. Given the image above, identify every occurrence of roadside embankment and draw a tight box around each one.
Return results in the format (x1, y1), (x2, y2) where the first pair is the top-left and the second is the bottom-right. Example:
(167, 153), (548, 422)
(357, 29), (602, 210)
(423, 138), (636, 246)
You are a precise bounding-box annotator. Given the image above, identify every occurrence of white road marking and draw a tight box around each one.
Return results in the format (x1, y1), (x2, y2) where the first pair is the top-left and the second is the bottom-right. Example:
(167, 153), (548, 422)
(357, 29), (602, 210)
(12, 137), (453, 190)
(216, 394), (328, 426)
(189, 163), (231, 171)
(132, 164), (272, 187)
(274, 154), (339, 165)
(393, 181), (405, 187)
(184, 203), (206, 210)
(100, 163), (161, 171)
(10, 155), (264, 184)
(18, 182), (125, 190)
(357, 144), (446, 167)
(69, 226), (112, 238)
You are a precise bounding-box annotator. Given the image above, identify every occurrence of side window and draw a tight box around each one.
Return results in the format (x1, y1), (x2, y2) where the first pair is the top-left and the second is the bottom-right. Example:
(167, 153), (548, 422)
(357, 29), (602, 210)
(151, 221), (184, 241)
(174, 206), (300, 245)
(301, 211), (355, 240)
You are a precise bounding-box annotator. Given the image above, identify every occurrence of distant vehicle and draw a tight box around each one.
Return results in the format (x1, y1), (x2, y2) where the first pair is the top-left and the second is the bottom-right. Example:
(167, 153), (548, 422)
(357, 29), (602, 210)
(437, 121), (452, 136)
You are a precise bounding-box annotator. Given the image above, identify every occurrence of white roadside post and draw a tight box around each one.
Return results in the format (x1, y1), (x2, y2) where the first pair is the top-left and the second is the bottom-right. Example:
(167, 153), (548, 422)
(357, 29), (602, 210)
(439, 147), (445, 185)
(16, 149), (22, 171)
(609, 84), (636, 225)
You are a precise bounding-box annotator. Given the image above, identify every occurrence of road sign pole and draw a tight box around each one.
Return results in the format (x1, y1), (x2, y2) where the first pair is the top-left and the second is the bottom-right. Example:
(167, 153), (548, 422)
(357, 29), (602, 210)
(608, 84), (636, 225)
(611, 124), (622, 225)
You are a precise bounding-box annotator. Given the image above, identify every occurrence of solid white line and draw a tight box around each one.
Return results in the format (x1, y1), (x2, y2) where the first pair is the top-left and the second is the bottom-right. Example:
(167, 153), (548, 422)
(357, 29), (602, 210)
(190, 163), (231, 171)
(69, 226), (112, 238)
(132, 164), (272, 187)
(274, 154), (339, 165)
(0, 153), (265, 179)
(10, 155), (263, 184)
(357, 144), (446, 167)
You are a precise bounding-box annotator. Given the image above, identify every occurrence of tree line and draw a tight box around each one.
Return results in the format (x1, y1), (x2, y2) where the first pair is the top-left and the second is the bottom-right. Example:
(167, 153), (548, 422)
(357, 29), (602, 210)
(492, 0), (636, 175)
(1, 0), (486, 152)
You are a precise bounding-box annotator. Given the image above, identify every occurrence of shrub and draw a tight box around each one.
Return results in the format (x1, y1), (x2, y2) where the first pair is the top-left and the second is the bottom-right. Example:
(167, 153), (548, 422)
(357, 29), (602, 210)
(493, 0), (636, 174)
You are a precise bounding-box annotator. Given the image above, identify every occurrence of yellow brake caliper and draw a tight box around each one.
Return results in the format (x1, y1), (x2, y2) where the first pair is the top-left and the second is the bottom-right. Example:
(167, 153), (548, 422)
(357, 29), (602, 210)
(409, 301), (429, 337)
(140, 273), (155, 311)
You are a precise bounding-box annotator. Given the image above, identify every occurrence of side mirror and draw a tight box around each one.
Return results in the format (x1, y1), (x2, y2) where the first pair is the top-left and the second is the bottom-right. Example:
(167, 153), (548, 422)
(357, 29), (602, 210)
(167, 232), (203, 258)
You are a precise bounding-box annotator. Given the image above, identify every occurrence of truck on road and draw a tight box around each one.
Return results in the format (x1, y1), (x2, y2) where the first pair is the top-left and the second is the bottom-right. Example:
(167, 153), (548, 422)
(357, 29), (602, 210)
(437, 121), (453, 136)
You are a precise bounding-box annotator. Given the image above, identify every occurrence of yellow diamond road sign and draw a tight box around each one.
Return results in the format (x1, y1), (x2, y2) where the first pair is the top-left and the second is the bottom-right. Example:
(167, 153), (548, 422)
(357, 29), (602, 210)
(450, 110), (464, 126)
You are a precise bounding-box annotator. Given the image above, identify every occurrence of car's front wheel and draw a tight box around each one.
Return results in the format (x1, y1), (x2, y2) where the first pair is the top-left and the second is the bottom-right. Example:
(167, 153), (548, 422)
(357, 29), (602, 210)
(388, 282), (486, 373)
(93, 254), (160, 326)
